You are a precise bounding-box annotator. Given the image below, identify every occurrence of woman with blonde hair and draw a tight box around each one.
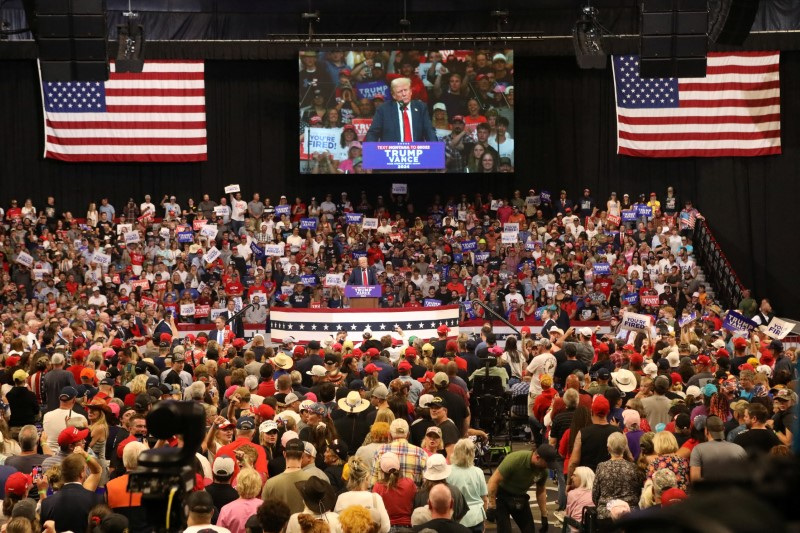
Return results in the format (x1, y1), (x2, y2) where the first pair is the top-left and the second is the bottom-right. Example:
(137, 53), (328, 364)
(338, 505), (379, 533)
(355, 422), (390, 470)
(217, 467), (264, 533)
(646, 431), (689, 491)
(85, 397), (111, 485)
(334, 457), (390, 533)
(446, 439), (488, 532)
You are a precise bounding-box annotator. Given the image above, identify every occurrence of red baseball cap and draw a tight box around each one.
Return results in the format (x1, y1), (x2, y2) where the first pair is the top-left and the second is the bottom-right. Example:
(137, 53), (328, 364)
(58, 426), (90, 447)
(696, 355), (711, 365)
(5, 473), (32, 498)
(404, 347), (417, 357)
(670, 372), (683, 384)
(364, 363), (379, 374)
(256, 404), (275, 420)
(367, 348), (380, 358)
(437, 325), (450, 335)
(159, 333), (172, 343)
(446, 341), (458, 353)
(293, 345), (305, 356)
(111, 338), (124, 348)
(716, 348), (729, 358)
(630, 353), (644, 366)
(733, 337), (748, 348)
(591, 395), (610, 417)
(398, 360), (412, 372)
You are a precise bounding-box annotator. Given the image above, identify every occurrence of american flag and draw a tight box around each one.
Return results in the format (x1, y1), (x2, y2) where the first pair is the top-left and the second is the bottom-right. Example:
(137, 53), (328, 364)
(269, 306), (460, 344)
(40, 60), (207, 162)
(612, 52), (781, 157)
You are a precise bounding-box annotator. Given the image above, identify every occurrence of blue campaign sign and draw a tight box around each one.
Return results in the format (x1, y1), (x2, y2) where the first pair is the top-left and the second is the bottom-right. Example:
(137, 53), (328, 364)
(274, 204), (290, 216)
(540, 191), (551, 203)
(362, 142), (445, 170)
(452, 253), (463, 263)
(355, 80), (390, 100)
(636, 205), (653, 217)
(621, 210), (637, 222)
(300, 275), (317, 286)
(177, 231), (194, 243)
(250, 242), (265, 259)
(460, 239), (477, 252)
(345, 213), (363, 225)
(352, 251), (366, 259)
(622, 292), (639, 305)
(423, 299), (442, 307)
(299, 218), (318, 230)
(593, 262), (611, 275)
(722, 311), (757, 335)
(475, 251), (489, 263)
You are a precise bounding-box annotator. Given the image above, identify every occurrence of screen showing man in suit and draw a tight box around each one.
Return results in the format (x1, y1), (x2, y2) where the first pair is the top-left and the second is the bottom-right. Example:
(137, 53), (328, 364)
(299, 49), (515, 174)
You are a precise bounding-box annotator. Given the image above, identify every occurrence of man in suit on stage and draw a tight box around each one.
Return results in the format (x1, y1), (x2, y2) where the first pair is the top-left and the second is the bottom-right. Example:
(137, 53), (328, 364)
(348, 256), (378, 286)
(219, 299), (245, 339)
(365, 77), (437, 143)
(209, 316), (230, 346)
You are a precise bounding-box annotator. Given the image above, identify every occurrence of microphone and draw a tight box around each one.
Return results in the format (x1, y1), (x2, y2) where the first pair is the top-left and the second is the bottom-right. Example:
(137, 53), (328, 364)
(399, 101), (408, 111)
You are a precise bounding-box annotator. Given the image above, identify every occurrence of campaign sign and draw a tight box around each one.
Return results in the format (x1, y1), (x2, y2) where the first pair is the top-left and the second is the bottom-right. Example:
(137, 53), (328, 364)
(123, 231), (140, 244)
(351, 118), (372, 141)
(204, 246), (221, 264)
(475, 252), (489, 263)
(250, 242), (265, 259)
(345, 213), (363, 225)
(501, 231), (518, 244)
(92, 252), (111, 266)
(224, 184), (240, 194)
(607, 214), (621, 226)
(362, 218), (379, 230)
(117, 223), (132, 235)
(344, 285), (381, 298)
(623, 292), (639, 306)
(460, 240), (477, 252)
(362, 142), (445, 170)
(131, 279), (149, 291)
(620, 311), (651, 332)
(300, 275), (317, 286)
(16, 252), (34, 268)
(392, 183), (408, 194)
(423, 299), (442, 307)
(194, 304), (210, 318)
(193, 219), (207, 231)
(177, 231), (194, 243)
(154, 281), (167, 291)
(636, 205), (653, 217)
(504, 222), (519, 233)
(264, 244), (283, 257)
(355, 80), (390, 100)
(299, 218), (318, 231)
(210, 308), (226, 320)
(723, 311), (757, 336)
(274, 204), (291, 216)
(180, 303), (196, 316)
(213, 206), (228, 217)
(540, 191), (551, 203)
(764, 317), (794, 340)
(325, 273), (345, 287)
(593, 262), (611, 275)
(351, 251), (367, 260)
(678, 312), (698, 328)
(525, 241), (541, 251)
(200, 224), (218, 239)
(621, 210), (637, 222)
(140, 296), (158, 310)
(641, 294), (660, 307)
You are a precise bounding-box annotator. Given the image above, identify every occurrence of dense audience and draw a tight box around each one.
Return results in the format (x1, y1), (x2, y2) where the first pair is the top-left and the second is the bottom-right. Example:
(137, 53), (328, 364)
(0, 188), (792, 533)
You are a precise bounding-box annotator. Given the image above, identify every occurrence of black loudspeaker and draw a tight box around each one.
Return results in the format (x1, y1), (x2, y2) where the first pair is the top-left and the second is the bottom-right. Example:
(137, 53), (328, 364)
(34, 0), (108, 81)
(640, 0), (708, 78)
(709, 0), (760, 45)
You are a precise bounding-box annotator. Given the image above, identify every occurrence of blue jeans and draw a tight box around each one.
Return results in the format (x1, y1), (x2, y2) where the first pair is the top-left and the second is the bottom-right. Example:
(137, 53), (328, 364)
(553, 456), (567, 509)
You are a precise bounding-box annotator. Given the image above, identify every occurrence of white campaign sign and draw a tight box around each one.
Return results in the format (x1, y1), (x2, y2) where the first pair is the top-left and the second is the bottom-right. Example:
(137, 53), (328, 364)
(92, 252), (111, 266)
(124, 231), (140, 244)
(391, 183), (408, 194)
(200, 224), (219, 239)
(763, 317), (794, 340)
(210, 308), (226, 320)
(362, 218), (378, 230)
(224, 184), (240, 194)
(504, 222), (519, 233)
(214, 206), (228, 217)
(620, 311), (652, 332)
(264, 244), (283, 257)
(117, 223), (132, 235)
(325, 273), (345, 287)
(159, 227), (170, 239)
(180, 303), (196, 316)
(16, 251), (34, 268)
(501, 231), (518, 244)
(203, 246), (221, 264)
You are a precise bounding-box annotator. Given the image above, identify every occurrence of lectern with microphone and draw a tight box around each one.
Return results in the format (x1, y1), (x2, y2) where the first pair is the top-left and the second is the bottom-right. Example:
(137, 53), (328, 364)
(345, 285), (381, 309)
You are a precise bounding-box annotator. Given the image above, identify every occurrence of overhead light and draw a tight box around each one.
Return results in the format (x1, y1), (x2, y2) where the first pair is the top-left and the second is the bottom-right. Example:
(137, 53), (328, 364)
(116, 3), (144, 73)
(573, 5), (607, 69)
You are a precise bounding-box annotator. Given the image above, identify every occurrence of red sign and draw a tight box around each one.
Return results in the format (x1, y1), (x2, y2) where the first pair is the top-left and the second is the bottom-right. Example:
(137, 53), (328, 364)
(641, 294), (660, 307)
(140, 296), (158, 310)
(193, 219), (207, 231)
(131, 279), (149, 290)
(154, 281), (167, 291)
(194, 304), (210, 318)
(352, 118), (372, 141)
(607, 214), (620, 226)
(48, 301), (57, 314)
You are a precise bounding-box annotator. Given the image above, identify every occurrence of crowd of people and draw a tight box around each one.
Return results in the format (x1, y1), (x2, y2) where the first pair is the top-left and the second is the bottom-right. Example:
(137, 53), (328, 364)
(299, 49), (515, 173)
(0, 186), (792, 533)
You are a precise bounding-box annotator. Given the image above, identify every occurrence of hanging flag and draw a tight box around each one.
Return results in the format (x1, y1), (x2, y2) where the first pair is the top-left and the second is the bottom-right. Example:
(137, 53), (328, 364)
(40, 60), (207, 162)
(612, 52), (780, 157)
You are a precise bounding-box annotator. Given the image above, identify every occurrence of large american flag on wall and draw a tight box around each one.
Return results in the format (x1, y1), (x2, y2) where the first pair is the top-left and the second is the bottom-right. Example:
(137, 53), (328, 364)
(612, 52), (781, 157)
(40, 60), (207, 162)
(270, 306), (460, 344)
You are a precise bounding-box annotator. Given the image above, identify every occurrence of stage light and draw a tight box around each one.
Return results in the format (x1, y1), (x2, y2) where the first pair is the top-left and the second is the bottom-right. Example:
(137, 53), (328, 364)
(573, 5), (607, 69)
(116, 21), (145, 73)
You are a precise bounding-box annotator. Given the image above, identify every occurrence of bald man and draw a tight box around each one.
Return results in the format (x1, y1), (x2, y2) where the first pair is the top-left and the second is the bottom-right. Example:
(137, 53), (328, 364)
(413, 484), (470, 533)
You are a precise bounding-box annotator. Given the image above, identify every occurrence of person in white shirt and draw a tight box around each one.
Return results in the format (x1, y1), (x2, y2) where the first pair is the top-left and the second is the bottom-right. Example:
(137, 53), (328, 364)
(87, 288), (107, 307)
(487, 116), (514, 164)
(230, 192), (247, 234)
(139, 195), (156, 218)
(526, 339), (557, 398)
(286, 227), (304, 253)
(320, 194), (337, 220)
(504, 284), (524, 311)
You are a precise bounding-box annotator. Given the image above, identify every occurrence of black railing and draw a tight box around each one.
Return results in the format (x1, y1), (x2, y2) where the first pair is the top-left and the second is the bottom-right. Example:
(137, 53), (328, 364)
(693, 220), (746, 310)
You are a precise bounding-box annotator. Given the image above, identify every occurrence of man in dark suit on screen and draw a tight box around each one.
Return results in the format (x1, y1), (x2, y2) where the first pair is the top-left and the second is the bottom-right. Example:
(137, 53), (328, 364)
(348, 256), (378, 286)
(365, 77), (437, 143)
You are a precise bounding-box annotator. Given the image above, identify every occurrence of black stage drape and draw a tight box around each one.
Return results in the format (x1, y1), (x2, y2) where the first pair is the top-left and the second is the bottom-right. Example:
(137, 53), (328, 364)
(0, 53), (798, 316)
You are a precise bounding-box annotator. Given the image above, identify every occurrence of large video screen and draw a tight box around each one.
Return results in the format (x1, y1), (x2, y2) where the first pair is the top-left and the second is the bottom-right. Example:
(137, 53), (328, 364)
(299, 49), (515, 174)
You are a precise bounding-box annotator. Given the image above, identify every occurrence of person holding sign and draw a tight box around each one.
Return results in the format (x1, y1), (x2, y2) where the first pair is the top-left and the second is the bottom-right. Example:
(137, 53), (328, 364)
(364, 78), (437, 143)
(347, 256), (378, 286)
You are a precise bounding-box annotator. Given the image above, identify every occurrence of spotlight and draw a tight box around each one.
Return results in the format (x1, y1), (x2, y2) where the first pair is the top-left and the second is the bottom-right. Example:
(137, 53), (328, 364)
(573, 5), (607, 69)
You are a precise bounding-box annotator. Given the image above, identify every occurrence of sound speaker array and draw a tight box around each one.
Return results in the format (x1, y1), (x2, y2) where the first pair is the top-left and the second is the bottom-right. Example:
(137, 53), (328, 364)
(36, 0), (108, 81)
(640, 0), (708, 78)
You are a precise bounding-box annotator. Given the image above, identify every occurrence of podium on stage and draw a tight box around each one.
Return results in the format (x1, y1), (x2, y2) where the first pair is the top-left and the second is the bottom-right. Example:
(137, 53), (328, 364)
(345, 285), (381, 309)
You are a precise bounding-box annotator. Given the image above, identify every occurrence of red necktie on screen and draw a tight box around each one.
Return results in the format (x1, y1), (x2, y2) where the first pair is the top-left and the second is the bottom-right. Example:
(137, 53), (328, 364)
(402, 105), (412, 142)
(362, 268), (368, 286)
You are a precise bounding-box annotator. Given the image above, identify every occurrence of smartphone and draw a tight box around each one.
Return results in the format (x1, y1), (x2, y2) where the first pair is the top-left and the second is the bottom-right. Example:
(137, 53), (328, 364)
(32, 465), (42, 479)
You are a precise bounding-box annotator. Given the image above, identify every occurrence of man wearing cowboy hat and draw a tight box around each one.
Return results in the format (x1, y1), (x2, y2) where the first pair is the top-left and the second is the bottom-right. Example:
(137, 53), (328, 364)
(334, 391), (371, 453)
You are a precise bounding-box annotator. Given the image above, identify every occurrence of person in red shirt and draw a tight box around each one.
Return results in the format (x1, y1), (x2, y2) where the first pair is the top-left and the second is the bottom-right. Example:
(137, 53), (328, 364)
(445, 272), (465, 296)
(214, 415), (268, 478)
(366, 241), (385, 266)
(224, 273), (244, 297)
